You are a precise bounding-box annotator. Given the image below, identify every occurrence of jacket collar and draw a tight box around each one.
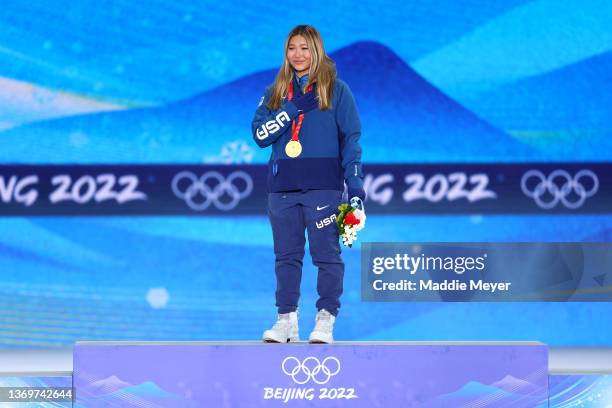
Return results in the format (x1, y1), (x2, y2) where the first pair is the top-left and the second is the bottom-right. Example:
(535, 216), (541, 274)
(293, 72), (309, 93)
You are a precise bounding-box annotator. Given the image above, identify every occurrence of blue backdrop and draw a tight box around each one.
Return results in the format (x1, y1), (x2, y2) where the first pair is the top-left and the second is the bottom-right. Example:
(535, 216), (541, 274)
(0, 0), (611, 347)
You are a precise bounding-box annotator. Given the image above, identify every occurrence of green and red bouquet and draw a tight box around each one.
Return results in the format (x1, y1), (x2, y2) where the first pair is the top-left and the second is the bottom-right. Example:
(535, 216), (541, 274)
(336, 203), (366, 247)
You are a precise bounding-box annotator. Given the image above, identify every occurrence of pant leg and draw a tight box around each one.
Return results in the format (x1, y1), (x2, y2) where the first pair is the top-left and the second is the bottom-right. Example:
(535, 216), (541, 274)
(302, 190), (344, 316)
(268, 192), (306, 314)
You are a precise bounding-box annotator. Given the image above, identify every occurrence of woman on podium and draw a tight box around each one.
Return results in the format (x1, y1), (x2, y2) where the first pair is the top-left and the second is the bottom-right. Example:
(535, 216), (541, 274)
(251, 25), (364, 344)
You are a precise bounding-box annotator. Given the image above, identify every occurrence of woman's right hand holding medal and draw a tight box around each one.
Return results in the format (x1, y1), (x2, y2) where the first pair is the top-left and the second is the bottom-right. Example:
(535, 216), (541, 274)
(291, 91), (319, 113)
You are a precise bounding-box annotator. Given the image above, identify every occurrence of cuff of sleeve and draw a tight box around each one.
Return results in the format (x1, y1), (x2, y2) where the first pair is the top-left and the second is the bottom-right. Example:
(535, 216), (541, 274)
(281, 101), (299, 120)
(348, 187), (366, 201)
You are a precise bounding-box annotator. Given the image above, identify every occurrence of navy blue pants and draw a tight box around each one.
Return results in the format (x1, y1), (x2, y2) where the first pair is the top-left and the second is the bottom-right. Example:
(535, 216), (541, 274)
(267, 189), (344, 317)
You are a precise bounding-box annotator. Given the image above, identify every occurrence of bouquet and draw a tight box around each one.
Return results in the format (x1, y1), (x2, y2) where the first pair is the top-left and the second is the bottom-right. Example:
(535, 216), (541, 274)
(336, 202), (366, 247)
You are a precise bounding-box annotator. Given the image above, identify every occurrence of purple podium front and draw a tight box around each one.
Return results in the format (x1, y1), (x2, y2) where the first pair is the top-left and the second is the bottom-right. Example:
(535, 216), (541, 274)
(73, 341), (548, 407)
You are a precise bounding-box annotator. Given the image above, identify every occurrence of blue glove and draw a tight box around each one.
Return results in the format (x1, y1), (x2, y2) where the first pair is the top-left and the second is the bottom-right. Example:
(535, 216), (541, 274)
(291, 91), (318, 113)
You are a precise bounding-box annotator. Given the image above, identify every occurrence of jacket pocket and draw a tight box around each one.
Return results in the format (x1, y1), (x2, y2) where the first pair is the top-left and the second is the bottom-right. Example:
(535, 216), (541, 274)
(272, 160), (278, 176)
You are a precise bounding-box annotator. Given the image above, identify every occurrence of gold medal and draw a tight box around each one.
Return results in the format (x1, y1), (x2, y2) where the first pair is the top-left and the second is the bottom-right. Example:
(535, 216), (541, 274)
(285, 140), (302, 158)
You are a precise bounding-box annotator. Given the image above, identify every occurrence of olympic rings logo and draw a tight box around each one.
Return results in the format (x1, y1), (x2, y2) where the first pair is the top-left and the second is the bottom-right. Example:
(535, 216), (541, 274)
(521, 169), (599, 210)
(282, 356), (341, 385)
(171, 171), (253, 211)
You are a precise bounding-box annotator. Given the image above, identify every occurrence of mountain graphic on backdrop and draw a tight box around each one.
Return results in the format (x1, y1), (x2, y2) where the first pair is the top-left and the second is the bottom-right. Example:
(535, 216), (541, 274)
(465, 50), (612, 160)
(0, 41), (539, 163)
(471, 49), (612, 128)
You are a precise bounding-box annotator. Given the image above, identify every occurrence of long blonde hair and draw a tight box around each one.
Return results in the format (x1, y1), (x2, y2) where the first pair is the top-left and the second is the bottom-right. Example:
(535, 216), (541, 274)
(268, 25), (336, 111)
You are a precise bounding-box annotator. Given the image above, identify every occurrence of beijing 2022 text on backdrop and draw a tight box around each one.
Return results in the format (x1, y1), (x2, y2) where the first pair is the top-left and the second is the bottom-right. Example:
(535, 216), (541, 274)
(0, 0), (611, 346)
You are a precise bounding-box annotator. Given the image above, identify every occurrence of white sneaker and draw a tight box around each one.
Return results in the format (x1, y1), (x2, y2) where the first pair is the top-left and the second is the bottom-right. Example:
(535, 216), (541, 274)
(263, 311), (300, 343)
(308, 309), (335, 344)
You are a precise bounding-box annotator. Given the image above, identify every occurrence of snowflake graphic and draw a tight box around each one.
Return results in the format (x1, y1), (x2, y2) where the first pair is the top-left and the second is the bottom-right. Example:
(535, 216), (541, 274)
(218, 140), (254, 164)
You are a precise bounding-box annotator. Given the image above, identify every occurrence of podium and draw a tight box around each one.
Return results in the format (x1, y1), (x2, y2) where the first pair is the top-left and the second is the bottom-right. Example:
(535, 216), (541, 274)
(73, 341), (548, 407)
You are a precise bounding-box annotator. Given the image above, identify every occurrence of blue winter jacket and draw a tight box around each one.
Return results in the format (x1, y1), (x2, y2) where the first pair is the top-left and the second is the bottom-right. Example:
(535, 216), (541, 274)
(251, 74), (365, 200)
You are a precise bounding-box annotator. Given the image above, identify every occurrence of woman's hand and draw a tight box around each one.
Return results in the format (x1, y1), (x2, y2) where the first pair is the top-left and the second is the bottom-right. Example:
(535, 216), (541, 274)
(350, 196), (364, 211)
(292, 91), (319, 113)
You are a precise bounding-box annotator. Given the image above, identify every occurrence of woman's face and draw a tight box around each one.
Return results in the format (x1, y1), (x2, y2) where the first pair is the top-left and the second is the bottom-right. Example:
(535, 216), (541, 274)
(287, 35), (311, 76)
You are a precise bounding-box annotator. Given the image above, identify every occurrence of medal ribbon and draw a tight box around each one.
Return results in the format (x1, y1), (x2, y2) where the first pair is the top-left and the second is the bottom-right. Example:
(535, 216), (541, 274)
(288, 81), (313, 142)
